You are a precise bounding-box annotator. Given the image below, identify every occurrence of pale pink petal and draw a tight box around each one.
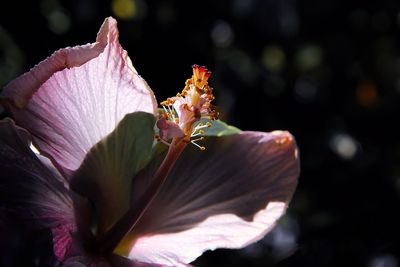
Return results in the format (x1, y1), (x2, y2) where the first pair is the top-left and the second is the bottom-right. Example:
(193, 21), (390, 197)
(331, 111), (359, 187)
(2, 17), (157, 177)
(130, 202), (286, 266)
(157, 118), (184, 140)
(0, 118), (79, 261)
(121, 131), (299, 266)
(108, 254), (177, 267)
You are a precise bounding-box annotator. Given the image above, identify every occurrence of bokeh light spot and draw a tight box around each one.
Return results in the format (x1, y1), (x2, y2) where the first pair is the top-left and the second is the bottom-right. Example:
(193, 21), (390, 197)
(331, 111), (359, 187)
(231, 0), (255, 18)
(0, 26), (24, 87)
(211, 20), (234, 47)
(330, 133), (358, 160)
(368, 254), (398, 267)
(295, 44), (323, 72)
(156, 1), (176, 25)
(225, 49), (260, 85)
(356, 80), (379, 108)
(40, 0), (71, 34)
(279, 2), (299, 37)
(241, 216), (298, 260)
(48, 10), (71, 34)
(112, 0), (137, 20)
(294, 77), (317, 102)
(262, 45), (286, 72)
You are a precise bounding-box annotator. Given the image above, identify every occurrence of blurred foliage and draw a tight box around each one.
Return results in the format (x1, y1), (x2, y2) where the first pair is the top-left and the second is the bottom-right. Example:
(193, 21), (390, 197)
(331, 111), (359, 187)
(1, 0), (400, 266)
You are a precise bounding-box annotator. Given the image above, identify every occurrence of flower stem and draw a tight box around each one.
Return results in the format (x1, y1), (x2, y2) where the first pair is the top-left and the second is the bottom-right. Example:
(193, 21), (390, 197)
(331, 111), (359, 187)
(96, 137), (188, 254)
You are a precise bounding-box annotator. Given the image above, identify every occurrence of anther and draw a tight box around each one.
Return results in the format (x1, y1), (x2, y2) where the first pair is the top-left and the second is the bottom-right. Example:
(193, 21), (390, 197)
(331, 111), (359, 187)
(162, 106), (171, 120)
(167, 105), (176, 121)
(191, 140), (206, 151)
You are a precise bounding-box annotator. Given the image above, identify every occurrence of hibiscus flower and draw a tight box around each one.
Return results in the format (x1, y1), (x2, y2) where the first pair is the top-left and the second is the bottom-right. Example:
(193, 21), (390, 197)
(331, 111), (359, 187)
(0, 17), (299, 267)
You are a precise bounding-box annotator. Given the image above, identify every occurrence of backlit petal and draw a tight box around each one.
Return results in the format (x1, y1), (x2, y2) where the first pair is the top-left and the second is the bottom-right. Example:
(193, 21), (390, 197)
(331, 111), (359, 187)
(119, 131), (299, 266)
(2, 17), (157, 178)
(71, 112), (156, 234)
(0, 119), (78, 261)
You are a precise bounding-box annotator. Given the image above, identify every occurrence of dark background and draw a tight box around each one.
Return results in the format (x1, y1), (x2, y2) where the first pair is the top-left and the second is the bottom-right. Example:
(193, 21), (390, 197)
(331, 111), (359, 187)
(1, 0), (400, 266)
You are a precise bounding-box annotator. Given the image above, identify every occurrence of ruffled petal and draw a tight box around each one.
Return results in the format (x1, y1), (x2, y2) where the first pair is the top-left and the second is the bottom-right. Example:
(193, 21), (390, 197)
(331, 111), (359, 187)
(2, 17), (157, 178)
(117, 131), (299, 266)
(0, 118), (78, 261)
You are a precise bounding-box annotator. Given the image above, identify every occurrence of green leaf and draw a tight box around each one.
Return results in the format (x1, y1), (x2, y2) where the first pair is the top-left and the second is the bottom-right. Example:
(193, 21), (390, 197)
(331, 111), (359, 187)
(198, 118), (241, 137)
(71, 112), (156, 235)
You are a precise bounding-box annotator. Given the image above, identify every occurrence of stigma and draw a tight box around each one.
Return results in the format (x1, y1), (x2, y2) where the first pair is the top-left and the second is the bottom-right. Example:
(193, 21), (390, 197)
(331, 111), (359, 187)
(157, 65), (217, 150)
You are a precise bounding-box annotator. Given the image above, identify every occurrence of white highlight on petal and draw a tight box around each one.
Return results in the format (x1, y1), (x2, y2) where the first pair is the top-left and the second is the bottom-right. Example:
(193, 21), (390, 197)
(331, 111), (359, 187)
(29, 142), (40, 154)
(129, 201), (286, 266)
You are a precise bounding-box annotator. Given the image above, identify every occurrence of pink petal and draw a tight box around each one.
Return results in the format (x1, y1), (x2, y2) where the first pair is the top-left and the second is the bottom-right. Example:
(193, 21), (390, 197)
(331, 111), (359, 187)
(0, 118), (79, 261)
(157, 118), (184, 140)
(108, 254), (177, 267)
(2, 17), (157, 178)
(121, 131), (299, 266)
(71, 112), (156, 235)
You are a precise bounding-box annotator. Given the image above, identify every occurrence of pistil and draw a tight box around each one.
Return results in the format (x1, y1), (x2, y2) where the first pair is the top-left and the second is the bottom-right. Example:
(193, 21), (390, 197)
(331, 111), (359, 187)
(97, 65), (217, 254)
(97, 137), (188, 254)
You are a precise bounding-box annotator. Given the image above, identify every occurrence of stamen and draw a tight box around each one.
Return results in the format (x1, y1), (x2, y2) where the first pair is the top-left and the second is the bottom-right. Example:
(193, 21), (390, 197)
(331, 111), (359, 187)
(167, 105), (176, 122)
(157, 65), (217, 151)
(190, 136), (205, 150)
(162, 106), (170, 120)
(191, 140), (206, 150)
(155, 135), (171, 147)
(160, 139), (171, 146)
(191, 129), (205, 137)
(193, 122), (212, 131)
(191, 136), (204, 143)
